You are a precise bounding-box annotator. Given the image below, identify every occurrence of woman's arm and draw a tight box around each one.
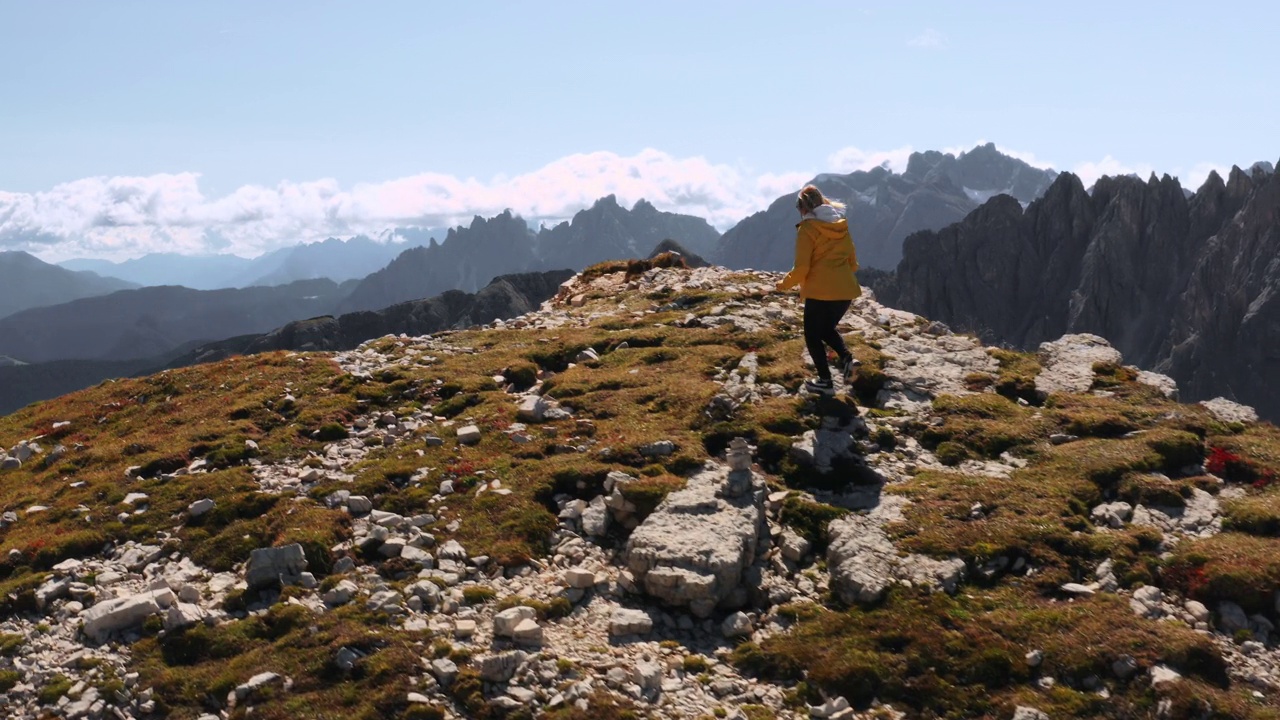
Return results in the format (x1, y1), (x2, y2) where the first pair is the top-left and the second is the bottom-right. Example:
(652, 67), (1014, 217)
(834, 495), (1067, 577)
(777, 223), (814, 290)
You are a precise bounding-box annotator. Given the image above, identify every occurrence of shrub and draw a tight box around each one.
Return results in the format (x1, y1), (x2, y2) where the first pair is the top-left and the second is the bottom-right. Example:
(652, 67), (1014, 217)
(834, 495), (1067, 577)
(935, 442), (969, 466)
(315, 423), (349, 442)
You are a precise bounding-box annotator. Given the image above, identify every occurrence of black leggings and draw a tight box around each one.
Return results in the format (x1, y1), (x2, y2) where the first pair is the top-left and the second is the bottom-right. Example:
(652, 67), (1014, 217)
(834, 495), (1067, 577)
(804, 299), (852, 380)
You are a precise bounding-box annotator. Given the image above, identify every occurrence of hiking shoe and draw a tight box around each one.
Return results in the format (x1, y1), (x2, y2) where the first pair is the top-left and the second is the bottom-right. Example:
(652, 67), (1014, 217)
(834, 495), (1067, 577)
(803, 377), (835, 396)
(838, 355), (862, 382)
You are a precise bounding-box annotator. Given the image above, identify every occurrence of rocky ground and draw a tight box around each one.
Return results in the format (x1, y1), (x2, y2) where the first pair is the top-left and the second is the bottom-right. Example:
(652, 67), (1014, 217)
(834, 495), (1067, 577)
(2, 262), (1280, 719)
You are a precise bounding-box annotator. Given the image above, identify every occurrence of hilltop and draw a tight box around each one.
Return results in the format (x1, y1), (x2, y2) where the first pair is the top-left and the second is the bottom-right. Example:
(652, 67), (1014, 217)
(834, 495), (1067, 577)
(1, 260), (1279, 719)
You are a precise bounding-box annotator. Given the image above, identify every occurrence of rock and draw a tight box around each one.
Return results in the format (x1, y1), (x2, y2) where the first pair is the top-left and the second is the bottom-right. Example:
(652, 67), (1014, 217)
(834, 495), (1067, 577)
(245, 544), (308, 590)
(334, 647), (362, 672)
(430, 658), (458, 687)
(187, 498), (215, 517)
(779, 531), (812, 563)
(405, 580), (442, 608)
(320, 579), (357, 606)
(1200, 397), (1258, 425)
(1091, 501), (1133, 529)
(235, 671), (284, 701)
(1035, 334), (1123, 397)
(517, 396), (548, 422)
(633, 660), (663, 693)
(494, 606), (537, 637)
(581, 496), (611, 537)
(1150, 664), (1182, 686)
(346, 495), (373, 515)
(827, 496), (965, 604)
(1184, 600), (1210, 623)
(721, 611), (752, 638)
(1112, 655), (1140, 680)
(478, 650), (526, 682)
(1130, 585), (1164, 618)
(456, 425), (481, 445)
(82, 589), (175, 642)
(438, 539), (468, 561)
(366, 590), (404, 614)
(1060, 583), (1096, 596)
(1025, 649), (1044, 667)
(1218, 601), (1250, 634)
(810, 696), (851, 718)
(1012, 708), (1051, 720)
(564, 567), (597, 589)
(638, 440), (676, 458)
(454, 619), (477, 638)
(164, 602), (207, 632)
(609, 608), (654, 636)
(1049, 433), (1078, 445)
(511, 618), (543, 645)
(625, 465), (765, 616)
(0, 456), (20, 471)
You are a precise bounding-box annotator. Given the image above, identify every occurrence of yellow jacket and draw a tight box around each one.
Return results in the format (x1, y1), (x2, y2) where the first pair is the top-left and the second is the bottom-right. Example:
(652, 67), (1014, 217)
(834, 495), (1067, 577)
(776, 210), (862, 301)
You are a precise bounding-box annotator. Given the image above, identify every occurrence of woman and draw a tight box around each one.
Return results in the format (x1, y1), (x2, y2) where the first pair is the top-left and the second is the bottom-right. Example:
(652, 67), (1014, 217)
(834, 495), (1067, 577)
(775, 184), (862, 395)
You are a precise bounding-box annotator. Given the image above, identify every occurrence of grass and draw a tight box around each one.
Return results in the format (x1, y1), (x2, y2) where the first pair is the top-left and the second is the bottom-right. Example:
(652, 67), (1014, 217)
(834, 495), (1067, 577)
(0, 353), (360, 595)
(132, 602), (433, 719)
(734, 588), (1242, 718)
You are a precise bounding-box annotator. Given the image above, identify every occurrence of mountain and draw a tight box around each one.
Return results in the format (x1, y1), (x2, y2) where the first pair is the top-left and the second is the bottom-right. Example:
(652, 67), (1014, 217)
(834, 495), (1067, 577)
(1, 261), (1277, 718)
(246, 235), (428, 287)
(60, 252), (258, 290)
(169, 269), (575, 366)
(340, 200), (721, 314)
(879, 160), (1280, 420)
(537, 196), (721, 270)
(0, 251), (137, 320)
(60, 232), (445, 291)
(339, 210), (541, 313)
(0, 279), (353, 363)
(0, 271), (573, 415)
(716, 142), (1058, 271)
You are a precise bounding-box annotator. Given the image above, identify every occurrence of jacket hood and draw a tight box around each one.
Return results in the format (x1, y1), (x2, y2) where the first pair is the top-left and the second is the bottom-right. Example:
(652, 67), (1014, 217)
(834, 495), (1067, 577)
(803, 204), (845, 223)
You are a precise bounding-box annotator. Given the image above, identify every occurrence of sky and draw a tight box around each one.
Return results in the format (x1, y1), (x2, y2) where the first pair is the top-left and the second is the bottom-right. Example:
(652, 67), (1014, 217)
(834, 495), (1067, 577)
(1, 1), (1276, 261)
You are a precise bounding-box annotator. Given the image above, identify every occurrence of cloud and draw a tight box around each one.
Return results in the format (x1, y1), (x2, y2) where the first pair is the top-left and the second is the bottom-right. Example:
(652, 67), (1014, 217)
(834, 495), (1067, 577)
(826, 146), (914, 174)
(907, 29), (947, 48)
(1072, 155), (1156, 188)
(0, 150), (825, 261)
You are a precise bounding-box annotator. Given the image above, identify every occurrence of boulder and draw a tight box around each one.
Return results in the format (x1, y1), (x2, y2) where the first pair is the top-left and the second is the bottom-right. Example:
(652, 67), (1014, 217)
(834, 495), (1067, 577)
(494, 606), (537, 637)
(456, 425), (481, 445)
(1034, 334), (1122, 397)
(624, 464), (765, 616)
(187, 498), (215, 517)
(609, 608), (654, 636)
(827, 495), (965, 604)
(245, 543), (308, 590)
(82, 588), (175, 642)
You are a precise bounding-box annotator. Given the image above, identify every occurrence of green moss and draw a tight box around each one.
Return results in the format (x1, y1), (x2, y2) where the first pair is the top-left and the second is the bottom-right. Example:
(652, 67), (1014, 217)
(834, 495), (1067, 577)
(779, 496), (848, 551)
(315, 423), (349, 441)
(989, 348), (1041, 404)
(461, 586), (497, 605)
(38, 674), (73, 704)
(0, 670), (20, 693)
(0, 632), (24, 656)
(935, 441), (970, 466)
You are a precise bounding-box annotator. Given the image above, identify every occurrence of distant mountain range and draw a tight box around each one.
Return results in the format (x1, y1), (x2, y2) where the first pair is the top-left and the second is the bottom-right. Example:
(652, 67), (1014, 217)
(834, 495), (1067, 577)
(716, 143), (1058, 271)
(878, 159), (1280, 420)
(339, 195), (719, 313)
(170, 269), (575, 366)
(0, 270), (573, 416)
(59, 232), (443, 290)
(0, 251), (136, 320)
(0, 279), (354, 363)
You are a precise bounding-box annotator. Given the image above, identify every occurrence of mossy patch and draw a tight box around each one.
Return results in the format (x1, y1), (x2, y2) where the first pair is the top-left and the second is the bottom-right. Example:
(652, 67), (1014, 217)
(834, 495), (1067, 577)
(735, 589), (1230, 718)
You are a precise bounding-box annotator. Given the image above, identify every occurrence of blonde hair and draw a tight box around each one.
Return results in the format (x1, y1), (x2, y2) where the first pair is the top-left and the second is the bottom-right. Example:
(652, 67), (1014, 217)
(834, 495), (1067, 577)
(796, 184), (846, 212)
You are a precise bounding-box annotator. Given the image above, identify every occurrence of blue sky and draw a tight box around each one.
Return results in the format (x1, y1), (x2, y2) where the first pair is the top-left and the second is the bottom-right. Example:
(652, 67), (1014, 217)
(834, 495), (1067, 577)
(1, 1), (1276, 259)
